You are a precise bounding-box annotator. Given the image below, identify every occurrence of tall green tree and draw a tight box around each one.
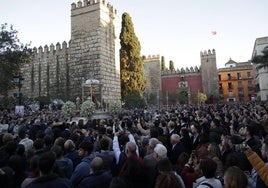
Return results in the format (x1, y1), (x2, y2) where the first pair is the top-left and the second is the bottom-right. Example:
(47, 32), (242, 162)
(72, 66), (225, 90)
(120, 13), (146, 99)
(252, 47), (268, 70)
(169, 60), (175, 71)
(0, 23), (31, 97)
(161, 56), (167, 71)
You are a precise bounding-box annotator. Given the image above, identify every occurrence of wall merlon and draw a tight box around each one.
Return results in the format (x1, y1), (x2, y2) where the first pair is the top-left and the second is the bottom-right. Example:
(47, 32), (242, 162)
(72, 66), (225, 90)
(56, 42), (61, 51)
(62, 41), (68, 50)
(144, 54), (161, 61)
(102, 0), (107, 5)
(33, 47), (37, 54)
(71, 2), (76, 10)
(44, 45), (49, 53)
(83, 0), (89, 6)
(50, 44), (55, 52)
(71, 0), (102, 12)
(38, 46), (43, 53)
(200, 49), (216, 57)
(77, 1), (82, 8)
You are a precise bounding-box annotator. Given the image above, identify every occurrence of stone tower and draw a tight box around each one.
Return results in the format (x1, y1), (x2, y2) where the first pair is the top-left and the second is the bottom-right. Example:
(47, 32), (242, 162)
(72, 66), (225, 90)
(69, 0), (121, 103)
(21, 0), (121, 104)
(200, 49), (219, 97)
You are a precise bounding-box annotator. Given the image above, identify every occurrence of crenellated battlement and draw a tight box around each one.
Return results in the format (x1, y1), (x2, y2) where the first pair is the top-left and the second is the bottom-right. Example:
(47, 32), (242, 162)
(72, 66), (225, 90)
(200, 49), (216, 57)
(144, 54), (160, 62)
(71, 0), (117, 15)
(161, 66), (201, 76)
(33, 41), (69, 56)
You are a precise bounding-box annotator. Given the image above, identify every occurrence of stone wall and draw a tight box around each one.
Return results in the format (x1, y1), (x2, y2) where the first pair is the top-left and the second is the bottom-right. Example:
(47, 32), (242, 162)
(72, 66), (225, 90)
(21, 0), (121, 103)
(200, 49), (219, 96)
(143, 55), (162, 95)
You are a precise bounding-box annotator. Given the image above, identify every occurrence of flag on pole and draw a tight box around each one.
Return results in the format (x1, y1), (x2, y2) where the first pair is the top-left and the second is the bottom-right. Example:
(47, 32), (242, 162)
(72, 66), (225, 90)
(211, 31), (217, 35)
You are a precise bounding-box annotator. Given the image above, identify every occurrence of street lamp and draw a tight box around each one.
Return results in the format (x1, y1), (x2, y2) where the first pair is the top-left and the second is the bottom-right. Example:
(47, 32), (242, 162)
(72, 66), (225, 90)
(13, 75), (24, 105)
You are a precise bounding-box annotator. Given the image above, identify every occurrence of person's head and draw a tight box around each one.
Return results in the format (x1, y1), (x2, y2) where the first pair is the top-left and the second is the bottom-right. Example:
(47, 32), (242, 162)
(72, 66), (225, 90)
(78, 141), (93, 158)
(100, 137), (110, 151)
(16, 144), (25, 156)
(170, 134), (180, 145)
(51, 145), (63, 159)
(150, 127), (159, 138)
(176, 152), (189, 168)
(148, 138), (160, 150)
(125, 141), (136, 157)
(167, 121), (175, 131)
(180, 127), (190, 138)
(8, 155), (24, 173)
(245, 125), (254, 138)
(2, 133), (14, 143)
(208, 142), (221, 158)
(155, 172), (182, 188)
(29, 155), (39, 174)
(38, 151), (56, 176)
(157, 158), (173, 172)
(191, 123), (201, 135)
(224, 166), (248, 188)
(90, 157), (104, 173)
(54, 137), (66, 149)
(44, 135), (54, 147)
(118, 134), (129, 148)
(199, 133), (210, 145)
(33, 139), (44, 151)
(64, 139), (76, 152)
(199, 158), (217, 178)
(154, 143), (167, 161)
(226, 136), (237, 148)
(210, 118), (220, 128)
(18, 129), (27, 139)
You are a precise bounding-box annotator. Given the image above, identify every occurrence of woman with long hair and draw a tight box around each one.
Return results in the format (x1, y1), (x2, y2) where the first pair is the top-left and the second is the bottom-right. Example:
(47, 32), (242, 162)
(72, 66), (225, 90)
(180, 127), (192, 155)
(207, 142), (223, 176)
(224, 166), (248, 188)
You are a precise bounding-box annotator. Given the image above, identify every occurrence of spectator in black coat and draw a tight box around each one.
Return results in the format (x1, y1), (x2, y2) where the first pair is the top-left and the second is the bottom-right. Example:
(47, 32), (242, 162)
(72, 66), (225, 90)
(119, 141), (147, 188)
(28, 151), (72, 188)
(168, 134), (186, 165)
(77, 157), (112, 188)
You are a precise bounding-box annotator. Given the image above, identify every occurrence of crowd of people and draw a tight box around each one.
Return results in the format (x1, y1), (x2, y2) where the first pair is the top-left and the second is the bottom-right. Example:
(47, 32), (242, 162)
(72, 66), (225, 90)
(0, 101), (268, 188)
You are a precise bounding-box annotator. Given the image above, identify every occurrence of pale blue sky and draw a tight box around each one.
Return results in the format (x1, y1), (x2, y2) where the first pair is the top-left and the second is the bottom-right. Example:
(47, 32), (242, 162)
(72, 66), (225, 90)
(1, 0), (267, 68)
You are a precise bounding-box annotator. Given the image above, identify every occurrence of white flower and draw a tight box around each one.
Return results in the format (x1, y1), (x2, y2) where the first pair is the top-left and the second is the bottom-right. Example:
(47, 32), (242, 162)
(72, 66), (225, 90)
(80, 101), (96, 117)
(109, 101), (121, 114)
(61, 101), (76, 117)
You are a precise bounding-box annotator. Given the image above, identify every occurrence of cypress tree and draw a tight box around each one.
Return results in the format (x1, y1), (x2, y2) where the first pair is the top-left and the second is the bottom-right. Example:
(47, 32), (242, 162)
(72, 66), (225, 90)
(161, 56), (167, 71)
(169, 60), (175, 71)
(120, 12), (146, 99)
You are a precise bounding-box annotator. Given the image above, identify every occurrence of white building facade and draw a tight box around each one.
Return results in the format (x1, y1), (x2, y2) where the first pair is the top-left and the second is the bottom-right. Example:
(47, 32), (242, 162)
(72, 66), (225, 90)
(252, 36), (268, 101)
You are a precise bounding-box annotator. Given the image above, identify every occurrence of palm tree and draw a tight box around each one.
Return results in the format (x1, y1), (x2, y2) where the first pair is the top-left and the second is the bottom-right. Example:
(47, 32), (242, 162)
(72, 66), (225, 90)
(252, 47), (268, 70)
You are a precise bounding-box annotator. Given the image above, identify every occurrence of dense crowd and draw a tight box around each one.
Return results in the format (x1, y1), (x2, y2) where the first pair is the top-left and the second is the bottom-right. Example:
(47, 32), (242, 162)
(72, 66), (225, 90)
(0, 101), (268, 188)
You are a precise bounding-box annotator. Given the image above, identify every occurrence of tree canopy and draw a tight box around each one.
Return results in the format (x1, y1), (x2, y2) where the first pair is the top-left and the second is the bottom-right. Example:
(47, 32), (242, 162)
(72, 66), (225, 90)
(252, 47), (268, 70)
(0, 23), (31, 97)
(161, 56), (167, 71)
(120, 13), (146, 99)
(169, 60), (175, 71)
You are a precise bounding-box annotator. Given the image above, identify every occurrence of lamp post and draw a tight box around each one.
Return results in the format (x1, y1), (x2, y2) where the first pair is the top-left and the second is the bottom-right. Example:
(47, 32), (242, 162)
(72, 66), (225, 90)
(13, 75), (24, 105)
